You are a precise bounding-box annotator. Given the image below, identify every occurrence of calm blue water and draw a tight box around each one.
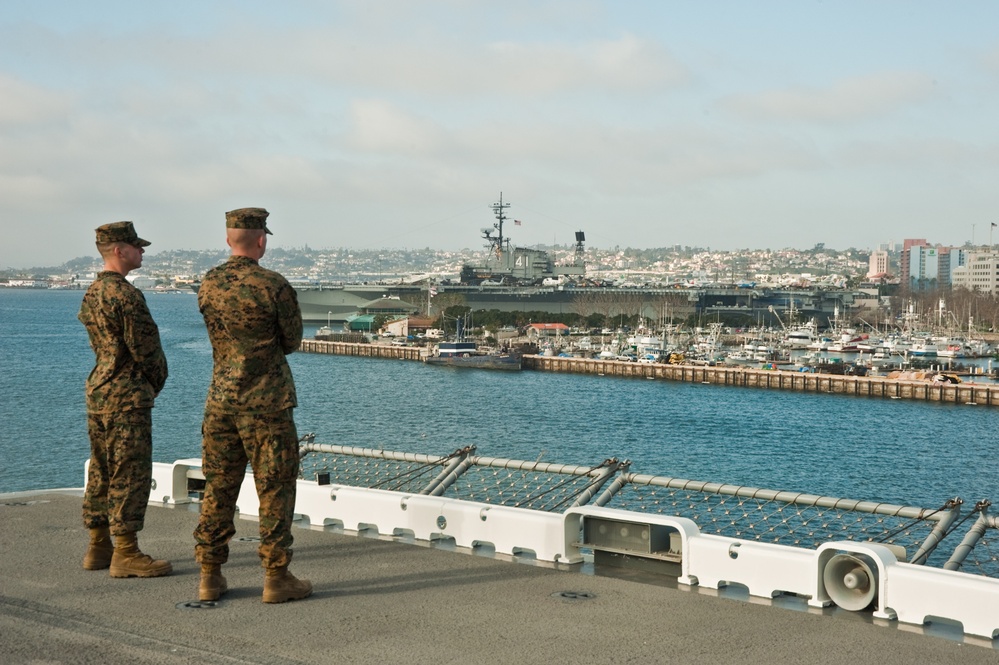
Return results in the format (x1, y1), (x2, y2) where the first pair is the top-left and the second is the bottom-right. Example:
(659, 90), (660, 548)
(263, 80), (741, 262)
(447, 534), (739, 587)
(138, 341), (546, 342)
(0, 289), (994, 508)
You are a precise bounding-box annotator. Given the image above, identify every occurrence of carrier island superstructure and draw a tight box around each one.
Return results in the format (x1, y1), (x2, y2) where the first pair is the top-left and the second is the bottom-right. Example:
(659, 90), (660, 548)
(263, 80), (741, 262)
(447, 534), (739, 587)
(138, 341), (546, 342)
(458, 193), (586, 286)
(294, 195), (859, 324)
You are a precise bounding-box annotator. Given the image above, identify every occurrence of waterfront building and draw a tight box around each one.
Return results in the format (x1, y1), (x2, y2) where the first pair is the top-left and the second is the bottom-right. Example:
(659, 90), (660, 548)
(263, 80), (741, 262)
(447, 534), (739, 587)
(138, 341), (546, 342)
(384, 316), (434, 338)
(526, 322), (571, 340)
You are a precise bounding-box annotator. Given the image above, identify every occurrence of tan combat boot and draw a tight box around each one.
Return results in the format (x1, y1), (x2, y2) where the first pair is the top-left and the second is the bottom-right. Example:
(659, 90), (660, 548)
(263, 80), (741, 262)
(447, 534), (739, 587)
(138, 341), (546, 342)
(199, 564), (228, 601)
(262, 566), (312, 603)
(109, 532), (173, 578)
(82, 526), (114, 570)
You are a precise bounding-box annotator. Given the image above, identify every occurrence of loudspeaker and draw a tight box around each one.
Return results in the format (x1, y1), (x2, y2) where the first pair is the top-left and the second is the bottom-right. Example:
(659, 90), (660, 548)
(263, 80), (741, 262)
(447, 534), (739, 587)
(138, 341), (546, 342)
(823, 553), (877, 611)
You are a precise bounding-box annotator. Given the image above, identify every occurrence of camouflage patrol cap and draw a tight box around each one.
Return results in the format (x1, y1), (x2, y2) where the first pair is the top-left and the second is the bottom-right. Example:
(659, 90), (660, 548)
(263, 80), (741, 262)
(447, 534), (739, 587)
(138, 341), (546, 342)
(225, 207), (272, 235)
(95, 221), (150, 247)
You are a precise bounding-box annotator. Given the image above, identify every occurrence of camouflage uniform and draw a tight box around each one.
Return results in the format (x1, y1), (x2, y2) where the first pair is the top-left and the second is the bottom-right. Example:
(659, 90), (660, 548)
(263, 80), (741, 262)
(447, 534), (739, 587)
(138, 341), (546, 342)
(79, 244), (168, 536)
(194, 211), (304, 570)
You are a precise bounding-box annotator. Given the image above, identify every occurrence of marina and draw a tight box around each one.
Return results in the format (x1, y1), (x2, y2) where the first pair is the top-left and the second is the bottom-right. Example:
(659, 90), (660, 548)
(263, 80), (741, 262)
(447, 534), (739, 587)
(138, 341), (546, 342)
(3, 288), (997, 509)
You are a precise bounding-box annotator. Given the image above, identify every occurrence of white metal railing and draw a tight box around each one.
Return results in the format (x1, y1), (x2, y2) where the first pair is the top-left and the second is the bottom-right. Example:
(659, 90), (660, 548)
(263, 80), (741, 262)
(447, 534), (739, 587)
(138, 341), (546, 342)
(296, 443), (996, 578)
(145, 447), (999, 640)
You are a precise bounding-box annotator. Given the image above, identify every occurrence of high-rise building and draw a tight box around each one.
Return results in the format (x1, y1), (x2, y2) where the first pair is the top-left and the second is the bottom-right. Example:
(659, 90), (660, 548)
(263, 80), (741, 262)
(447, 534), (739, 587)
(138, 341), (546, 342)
(899, 239), (928, 289)
(905, 243), (939, 291)
(938, 248), (966, 287)
(866, 250), (890, 279)
(951, 250), (999, 295)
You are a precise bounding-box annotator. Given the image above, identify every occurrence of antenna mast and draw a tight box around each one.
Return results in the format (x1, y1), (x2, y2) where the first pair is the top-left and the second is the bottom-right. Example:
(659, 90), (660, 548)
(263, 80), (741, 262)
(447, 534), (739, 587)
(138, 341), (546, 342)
(488, 192), (511, 257)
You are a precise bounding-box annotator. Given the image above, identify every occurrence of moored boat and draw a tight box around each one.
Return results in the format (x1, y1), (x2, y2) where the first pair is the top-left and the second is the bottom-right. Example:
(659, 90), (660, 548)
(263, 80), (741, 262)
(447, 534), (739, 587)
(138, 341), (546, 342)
(782, 324), (817, 349)
(424, 341), (522, 370)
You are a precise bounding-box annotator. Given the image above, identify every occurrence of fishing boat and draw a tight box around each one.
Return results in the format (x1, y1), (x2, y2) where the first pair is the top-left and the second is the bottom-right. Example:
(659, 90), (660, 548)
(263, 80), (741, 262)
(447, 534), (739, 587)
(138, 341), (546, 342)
(935, 336), (995, 359)
(424, 341), (522, 370)
(908, 337), (939, 358)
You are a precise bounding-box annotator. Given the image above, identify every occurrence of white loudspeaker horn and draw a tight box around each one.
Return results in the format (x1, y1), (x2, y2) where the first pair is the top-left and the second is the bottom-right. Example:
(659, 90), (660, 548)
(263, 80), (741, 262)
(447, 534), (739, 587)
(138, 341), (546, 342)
(823, 553), (877, 611)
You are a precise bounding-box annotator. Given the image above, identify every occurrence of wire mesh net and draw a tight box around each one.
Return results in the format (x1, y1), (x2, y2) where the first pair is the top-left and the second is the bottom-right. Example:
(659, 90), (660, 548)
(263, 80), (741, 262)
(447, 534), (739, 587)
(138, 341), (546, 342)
(961, 529), (998, 578)
(299, 448), (442, 494)
(601, 481), (939, 559)
(297, 443), (997, 578)
(438, 463), (605, 511)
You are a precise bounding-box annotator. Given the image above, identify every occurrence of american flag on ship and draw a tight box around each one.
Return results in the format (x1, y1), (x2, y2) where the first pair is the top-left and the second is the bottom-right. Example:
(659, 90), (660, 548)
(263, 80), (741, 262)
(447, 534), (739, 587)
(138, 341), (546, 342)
(514, 220), (522, 226)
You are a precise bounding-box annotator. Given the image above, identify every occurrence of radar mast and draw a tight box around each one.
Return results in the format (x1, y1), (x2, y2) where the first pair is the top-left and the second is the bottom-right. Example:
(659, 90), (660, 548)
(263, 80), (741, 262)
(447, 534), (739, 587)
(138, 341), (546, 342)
(484, 192), (511, 258)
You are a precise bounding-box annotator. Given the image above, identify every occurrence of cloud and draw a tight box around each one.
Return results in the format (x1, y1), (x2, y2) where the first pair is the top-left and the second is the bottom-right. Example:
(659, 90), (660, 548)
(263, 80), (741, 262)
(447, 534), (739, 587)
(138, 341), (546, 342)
(720, 72), (938, 123)
(1, 1), (997, 265)
(3, 20), (685, 99)
(481, 34), (687, 94)
(983, 44), (999, 74)
(0, 73), (71, 126)
(338, 100), (824, 201)
(836, 136), (988, 170)
(347, 100), (447, 154)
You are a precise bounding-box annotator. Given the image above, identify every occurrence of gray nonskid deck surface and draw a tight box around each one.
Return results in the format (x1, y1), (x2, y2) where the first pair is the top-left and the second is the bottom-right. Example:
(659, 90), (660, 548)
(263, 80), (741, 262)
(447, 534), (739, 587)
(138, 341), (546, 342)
(2, 492), (996, 665)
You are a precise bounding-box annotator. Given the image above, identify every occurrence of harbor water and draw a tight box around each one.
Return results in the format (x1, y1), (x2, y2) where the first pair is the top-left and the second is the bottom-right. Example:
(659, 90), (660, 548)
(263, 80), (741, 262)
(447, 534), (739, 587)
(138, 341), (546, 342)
(1, 288), (994, 509)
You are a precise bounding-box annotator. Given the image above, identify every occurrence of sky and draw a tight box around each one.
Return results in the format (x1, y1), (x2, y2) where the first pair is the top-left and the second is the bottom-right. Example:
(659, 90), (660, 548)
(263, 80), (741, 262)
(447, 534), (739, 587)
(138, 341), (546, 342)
(3, 1), (999, 268)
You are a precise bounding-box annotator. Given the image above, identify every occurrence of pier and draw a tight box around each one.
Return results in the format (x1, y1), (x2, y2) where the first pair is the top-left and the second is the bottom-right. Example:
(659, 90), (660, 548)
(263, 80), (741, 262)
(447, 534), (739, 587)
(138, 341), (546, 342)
(297, 340), (998, 407)
(524, 356), (998, 406)
(299, 338), (423, 361)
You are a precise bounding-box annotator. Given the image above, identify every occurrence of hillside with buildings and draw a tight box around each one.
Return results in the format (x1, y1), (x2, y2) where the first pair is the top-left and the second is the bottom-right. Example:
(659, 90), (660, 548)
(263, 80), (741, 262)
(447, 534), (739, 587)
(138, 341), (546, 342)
(5, 241), (999, 332)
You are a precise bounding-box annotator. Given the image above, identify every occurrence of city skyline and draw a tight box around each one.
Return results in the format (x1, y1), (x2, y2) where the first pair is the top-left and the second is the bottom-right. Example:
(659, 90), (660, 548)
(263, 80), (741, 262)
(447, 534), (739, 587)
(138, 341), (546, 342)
(0, 227), (987, 273)
(3, 1), (999, 267)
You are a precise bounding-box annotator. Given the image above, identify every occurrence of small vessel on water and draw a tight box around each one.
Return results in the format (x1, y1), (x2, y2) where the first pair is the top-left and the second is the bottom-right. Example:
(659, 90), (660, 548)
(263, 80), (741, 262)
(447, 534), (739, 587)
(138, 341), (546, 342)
(424, 340), (522, 371)
(423, 313), (522, 370)
(783, 325), (817, 349)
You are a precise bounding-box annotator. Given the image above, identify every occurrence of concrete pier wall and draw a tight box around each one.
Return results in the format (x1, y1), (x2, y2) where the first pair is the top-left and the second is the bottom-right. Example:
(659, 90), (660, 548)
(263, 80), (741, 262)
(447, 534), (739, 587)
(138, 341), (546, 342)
(299, 339), (423, 361)
(297, 340), (996, 407)
(524, 355), (996, 406)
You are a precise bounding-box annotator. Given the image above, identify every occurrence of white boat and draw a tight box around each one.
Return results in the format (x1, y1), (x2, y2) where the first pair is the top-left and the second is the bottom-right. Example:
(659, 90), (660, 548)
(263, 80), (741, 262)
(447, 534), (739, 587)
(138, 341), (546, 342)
(725, 349), (759, 365)
(935, 339), (966, 359)
(934, 337), (994, 359)
(855, 337), (882, 352)
(870, 350), (896, 369)
(783, 326), (816, 349)
(908, 338), (938, 358)
(806, 337), (833, 351)
(827, 331), (866, 353)
(881, 335), (912, 353)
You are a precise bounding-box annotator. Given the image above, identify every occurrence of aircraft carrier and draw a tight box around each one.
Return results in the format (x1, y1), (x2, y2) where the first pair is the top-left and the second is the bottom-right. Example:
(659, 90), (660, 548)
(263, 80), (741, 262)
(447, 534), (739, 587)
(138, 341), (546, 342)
(296, 281), (859, 326)
(294, 194), (859, 325)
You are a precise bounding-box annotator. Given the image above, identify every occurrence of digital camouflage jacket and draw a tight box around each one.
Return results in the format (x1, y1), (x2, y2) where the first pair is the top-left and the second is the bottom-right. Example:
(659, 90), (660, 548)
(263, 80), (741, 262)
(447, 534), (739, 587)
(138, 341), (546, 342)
(79, 271), (168, 413)
(199, 255), (303, 414)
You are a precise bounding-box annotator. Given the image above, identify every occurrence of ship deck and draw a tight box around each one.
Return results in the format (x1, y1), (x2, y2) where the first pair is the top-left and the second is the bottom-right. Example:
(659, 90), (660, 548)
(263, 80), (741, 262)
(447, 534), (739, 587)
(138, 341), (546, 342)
(3, 490), (996, 664)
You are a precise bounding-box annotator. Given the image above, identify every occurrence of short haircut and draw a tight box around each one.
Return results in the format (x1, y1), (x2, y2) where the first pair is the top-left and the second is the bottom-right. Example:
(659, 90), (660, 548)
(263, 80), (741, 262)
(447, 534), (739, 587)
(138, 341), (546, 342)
(227, 227), (266, 251)
(96, 241), (120, 260)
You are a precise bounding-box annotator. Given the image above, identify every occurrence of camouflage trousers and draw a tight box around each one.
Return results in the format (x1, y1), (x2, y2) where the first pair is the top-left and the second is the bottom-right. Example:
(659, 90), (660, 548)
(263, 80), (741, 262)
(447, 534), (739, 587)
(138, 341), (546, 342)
(83, 409), (153, 535)
(194, 409), (300, 569)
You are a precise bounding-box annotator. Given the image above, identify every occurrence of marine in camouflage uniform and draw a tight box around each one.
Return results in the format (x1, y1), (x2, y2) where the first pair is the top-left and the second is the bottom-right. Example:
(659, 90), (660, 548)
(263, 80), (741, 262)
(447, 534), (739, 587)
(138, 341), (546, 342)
(193, 207), (312, 603)
(79, 221), (172, 578)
